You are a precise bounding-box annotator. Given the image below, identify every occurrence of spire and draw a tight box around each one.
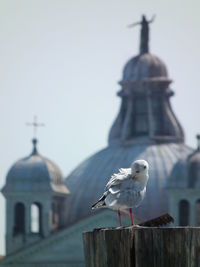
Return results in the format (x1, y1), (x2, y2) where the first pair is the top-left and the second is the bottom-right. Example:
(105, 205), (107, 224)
(26, 116), (45, 155)
(32, 138), (38, 155)
(196, 134), (200, 150)
(128, 14), (155, 54)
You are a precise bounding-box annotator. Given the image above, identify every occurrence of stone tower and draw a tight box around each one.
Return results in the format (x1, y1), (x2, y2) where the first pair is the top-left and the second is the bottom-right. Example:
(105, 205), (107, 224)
(2, 139), (69, 255)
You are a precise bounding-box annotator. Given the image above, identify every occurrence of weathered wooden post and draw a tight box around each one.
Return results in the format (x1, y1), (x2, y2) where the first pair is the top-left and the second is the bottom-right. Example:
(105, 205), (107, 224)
(83, 226), (200, 267)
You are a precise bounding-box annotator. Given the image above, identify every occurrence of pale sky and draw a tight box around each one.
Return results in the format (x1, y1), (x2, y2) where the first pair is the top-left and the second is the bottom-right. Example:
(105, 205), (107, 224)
(0, 0), (200, 254)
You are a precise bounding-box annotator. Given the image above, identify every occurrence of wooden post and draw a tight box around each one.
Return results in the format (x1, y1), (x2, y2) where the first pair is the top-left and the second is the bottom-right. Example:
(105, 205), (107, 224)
(83, 227), (200, 267)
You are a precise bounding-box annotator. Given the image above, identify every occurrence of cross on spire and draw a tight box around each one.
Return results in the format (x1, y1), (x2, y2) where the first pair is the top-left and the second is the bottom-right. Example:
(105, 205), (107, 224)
(26, 116), (45, 155)
(26, 115), (45, 139)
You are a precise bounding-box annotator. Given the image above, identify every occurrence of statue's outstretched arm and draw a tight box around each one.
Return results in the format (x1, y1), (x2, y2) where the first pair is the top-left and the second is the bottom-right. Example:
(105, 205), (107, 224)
(148, 14), (156, 24)
(127, 21), (141, 28)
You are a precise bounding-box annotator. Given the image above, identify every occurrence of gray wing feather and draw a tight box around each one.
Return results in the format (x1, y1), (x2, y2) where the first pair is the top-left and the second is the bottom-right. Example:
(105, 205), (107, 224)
(103, 168), (147, 209)
(105, 168), (132, 190)
(105, 185), (146, 208)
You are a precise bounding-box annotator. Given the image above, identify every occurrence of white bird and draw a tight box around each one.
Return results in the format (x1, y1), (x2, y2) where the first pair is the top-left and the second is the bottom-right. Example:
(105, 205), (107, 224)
(92, 159), (149, 226)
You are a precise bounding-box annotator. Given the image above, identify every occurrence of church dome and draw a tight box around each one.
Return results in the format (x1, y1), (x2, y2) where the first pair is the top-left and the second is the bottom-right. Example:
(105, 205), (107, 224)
(168, 135), (200, 189)
(3, 139), (68, 194)
(64, 15), (191, 225)
(122, 53), (168, 83)
(188, 135), (200, 187)
(65, 142), (191, 224)
(167, 160), (188, 189)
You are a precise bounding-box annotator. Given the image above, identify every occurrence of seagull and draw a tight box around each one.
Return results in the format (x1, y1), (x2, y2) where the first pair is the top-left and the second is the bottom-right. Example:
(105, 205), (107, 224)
(92, 159), (149, 226)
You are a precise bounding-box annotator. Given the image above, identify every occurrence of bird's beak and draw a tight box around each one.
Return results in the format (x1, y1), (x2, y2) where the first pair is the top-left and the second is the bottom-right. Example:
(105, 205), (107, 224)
(132, 175), (136, 180)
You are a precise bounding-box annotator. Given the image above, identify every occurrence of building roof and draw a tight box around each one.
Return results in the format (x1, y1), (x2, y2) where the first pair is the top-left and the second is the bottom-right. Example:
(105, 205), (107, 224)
(168, 135), (200, 189)
(2, 139), (69, 195)
(0, 209), (126, 266)
(122, 53), (168, 83)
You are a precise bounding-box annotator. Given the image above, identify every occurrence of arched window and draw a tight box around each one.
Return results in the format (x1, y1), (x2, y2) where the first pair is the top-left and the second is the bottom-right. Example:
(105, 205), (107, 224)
(196, 199), (200, 226)
(13, 202), (25, 236)
(179, 199), (190, 226)
(31, 203), (42, 234)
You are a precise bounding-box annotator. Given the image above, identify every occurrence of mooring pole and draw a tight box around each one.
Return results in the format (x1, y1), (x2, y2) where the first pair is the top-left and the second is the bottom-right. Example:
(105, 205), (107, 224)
(83, 227), (200, 267)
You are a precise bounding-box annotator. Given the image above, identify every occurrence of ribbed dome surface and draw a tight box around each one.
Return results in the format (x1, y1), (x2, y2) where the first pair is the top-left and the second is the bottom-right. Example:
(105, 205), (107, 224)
(122, 53), (168, 82)
(168, 148), (200, 189)
(3, 146), (68, 194)
(65, 142), (192, 224)
(167, 160), (188, 188)
(188, 150), (200, 187)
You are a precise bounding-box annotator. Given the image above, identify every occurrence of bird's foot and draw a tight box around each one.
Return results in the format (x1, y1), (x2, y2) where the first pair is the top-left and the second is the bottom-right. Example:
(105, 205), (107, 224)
(128, 224), (143, 228)
(116, 226), (124, 229)
(133, 224), (143, 228)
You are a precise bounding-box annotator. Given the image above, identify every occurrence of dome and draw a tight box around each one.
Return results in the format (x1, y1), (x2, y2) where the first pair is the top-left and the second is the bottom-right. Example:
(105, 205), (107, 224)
(168, 136), (200, 189)
(65, 142), (192, 224)
(188, 141), (200, 188)
(3, 139), (69, 194)
(64, 16), (191, 225)
(122, 53), (168, 83)
(167, 160), (188, 188)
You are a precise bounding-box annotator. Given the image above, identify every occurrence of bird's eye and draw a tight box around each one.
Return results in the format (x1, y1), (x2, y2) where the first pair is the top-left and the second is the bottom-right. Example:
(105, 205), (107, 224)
(136, 170), (140, 173)
(144, 166), (146, 169)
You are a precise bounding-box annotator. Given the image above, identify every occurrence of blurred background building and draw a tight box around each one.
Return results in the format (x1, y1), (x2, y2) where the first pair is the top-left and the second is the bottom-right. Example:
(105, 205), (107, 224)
(0, 14), (199, 267)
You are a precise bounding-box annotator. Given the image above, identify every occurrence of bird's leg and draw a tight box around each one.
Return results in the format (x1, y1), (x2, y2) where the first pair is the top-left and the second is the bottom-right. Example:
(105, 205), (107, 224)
(118, 209), (122, 226)
(120, 209), (130, 217)
(130, 208), (134, 226)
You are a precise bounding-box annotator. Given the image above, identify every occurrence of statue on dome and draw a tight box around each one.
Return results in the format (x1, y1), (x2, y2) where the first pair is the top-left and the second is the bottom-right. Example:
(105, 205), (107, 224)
(128, 15), (156, 54)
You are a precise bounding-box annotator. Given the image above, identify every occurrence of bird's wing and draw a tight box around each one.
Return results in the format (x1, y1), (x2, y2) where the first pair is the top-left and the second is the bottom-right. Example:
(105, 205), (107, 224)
(105, 168), (132, 193)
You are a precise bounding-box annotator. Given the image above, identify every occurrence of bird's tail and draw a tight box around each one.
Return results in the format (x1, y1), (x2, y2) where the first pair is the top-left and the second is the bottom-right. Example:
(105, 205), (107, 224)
(92, 195), (106, 209)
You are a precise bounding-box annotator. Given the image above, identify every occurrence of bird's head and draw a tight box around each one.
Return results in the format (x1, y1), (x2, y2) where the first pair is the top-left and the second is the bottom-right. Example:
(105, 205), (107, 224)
(131, 159), (149, 184)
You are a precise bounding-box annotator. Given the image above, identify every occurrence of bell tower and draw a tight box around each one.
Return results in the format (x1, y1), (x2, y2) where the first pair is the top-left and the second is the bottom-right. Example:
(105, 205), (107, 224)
(2, 137), (69, 255)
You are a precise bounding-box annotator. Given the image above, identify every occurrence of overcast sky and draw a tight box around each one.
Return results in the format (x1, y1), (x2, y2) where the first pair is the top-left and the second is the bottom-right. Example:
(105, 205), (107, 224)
(0, 0), (199, 254)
